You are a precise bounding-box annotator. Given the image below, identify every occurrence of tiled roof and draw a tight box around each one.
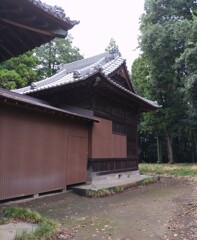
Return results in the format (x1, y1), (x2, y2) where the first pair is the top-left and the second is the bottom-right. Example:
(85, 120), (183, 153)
(28, 0), (79, 27)
(14, 48), (160, 109)
(14, 49), (125, 94)
(0, 88), (97, 122)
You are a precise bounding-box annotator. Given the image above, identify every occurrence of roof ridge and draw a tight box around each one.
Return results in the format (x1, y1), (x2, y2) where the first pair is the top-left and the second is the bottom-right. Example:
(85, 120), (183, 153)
(59, 52), (109, 72)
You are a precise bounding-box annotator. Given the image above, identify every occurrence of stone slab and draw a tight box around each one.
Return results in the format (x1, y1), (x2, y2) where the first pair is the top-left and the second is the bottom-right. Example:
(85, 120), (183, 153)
(72, 174), (157, 195)
(0, 222), (37, 240)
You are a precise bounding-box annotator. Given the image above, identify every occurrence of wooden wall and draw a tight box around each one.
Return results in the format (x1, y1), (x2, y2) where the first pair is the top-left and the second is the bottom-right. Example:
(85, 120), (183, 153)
(29, 84), (139, 176)
(89, 118), (127, 158)
(0, 104), (88, 200)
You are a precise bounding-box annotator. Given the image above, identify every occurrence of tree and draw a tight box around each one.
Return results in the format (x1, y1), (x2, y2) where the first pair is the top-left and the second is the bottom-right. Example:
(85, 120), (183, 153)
(0, 35), (84, 89)
(175, 15), (197, 161)
(138, 0), (197, 163)
(0, 51), (40, 90)
(132, 54), (164, 163)
(105, 38), (119, 51)
(34, 35), (83, 78)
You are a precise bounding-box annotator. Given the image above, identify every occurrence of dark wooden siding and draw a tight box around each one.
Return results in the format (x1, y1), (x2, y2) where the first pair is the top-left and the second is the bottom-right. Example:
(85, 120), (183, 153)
(88, 157), (138, 175)
(93, 94), (139, 158)
(89, 93), (139, 174)
(0, 104), (89, 200)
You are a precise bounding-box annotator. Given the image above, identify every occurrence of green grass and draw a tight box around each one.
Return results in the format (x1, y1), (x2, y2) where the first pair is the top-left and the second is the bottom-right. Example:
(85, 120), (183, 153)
(1, 206), (58, 240)
(85, 186), (124, 198)
(139, 163), (197, 177)
(2, 206), (42, 223)
(15, 220), (57, 240)
(139, 176), (158, 185)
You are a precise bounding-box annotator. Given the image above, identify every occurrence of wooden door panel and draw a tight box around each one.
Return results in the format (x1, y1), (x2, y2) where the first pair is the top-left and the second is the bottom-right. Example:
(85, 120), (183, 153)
(67, 136), (88, 185)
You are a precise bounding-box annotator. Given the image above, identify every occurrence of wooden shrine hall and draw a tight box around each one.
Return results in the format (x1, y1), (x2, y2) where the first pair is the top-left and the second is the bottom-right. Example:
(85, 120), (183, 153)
(0, 0), (160, 201)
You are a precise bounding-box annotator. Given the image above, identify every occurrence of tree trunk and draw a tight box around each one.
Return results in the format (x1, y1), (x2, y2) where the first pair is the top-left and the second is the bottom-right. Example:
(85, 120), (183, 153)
(156, 135), (163, 163)
(194, 135), (197, 162)
(166, 133), (174, 164)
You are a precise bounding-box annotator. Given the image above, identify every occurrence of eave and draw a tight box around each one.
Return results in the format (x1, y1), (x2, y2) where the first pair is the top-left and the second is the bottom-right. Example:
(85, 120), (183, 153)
(0, 0), (79, 62)
(0, 88), (98, 123)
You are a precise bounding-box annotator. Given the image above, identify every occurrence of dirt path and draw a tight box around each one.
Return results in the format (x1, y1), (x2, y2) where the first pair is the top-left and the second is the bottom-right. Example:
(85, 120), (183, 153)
(163, 179), (197, 240)
(6, 177), (197, 240)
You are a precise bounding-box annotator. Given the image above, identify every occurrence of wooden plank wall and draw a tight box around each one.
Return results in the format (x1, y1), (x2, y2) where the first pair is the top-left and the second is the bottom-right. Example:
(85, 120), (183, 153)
(0, 104), (88, 200)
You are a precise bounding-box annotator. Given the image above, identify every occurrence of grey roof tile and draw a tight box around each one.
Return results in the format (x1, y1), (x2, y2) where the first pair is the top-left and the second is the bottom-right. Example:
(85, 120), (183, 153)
(28, 0), (79, 26)
(14, 49), (122, 94)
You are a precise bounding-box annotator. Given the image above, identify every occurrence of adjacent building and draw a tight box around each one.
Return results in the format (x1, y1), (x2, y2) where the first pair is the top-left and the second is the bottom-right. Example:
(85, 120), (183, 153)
(0, 0), (159, 201)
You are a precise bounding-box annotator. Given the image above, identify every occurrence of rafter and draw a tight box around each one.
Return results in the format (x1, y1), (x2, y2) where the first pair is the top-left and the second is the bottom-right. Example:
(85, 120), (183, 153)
(0, 18), (54, 36)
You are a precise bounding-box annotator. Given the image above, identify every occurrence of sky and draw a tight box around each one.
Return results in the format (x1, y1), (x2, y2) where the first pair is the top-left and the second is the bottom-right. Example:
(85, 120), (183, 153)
(44, 0), (145, 71)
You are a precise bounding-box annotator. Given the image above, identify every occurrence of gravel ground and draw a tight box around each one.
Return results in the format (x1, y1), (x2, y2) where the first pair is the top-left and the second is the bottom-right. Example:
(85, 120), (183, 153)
(1, 177), (196, 240)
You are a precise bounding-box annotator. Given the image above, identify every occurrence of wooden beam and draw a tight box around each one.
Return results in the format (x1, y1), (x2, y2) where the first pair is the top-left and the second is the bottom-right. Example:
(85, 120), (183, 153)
(0, 44), (14, 57)
(0, 18), (54, 36)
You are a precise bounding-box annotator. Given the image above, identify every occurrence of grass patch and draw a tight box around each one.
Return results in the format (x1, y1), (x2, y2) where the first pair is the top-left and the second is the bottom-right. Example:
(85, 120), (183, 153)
(2, 206), (42, 223)
(85, 186), (124, 198)
(15, 220), (57, 240)
(1, 206), (58, 240)
(139, 163), (197, 177)
(138, 177), (158, 185)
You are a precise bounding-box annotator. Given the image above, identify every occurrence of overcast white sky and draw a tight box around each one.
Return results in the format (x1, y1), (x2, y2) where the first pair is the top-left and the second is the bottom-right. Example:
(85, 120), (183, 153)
(45, 0), (145, 71)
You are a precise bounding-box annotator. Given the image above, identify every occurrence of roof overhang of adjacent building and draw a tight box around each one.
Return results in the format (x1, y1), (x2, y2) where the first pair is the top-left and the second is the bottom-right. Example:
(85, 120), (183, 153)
(0, 88), (98, 122)
(0, 0), (79, 62)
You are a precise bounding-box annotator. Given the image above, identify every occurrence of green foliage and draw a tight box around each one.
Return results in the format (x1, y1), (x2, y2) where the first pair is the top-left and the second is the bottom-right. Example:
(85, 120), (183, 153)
(85, 189), (112, 198)
(132, 54), (152, 98)
(34, 35), (83, 78)
(0, 35), (83, 89)
(134, 0), (197, 163)
(14, 221), (57, 240)
(2, 206), (42, 223)
(139, 177), (157, 185)
(85, 186), (124, 198)
(176, 18), (197, 134)
(0, 51), (40, 89)
(139, 163), (197, 177)
(1, 207), (58, 240)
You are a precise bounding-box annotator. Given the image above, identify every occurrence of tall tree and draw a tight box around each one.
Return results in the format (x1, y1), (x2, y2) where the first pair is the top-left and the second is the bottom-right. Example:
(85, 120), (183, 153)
(34, 35), (83, 78)
(132, 54), (164, 163)
(0, 35), (84, 89)
(138, 0), (196, 163)
(175, 13), (197, 161)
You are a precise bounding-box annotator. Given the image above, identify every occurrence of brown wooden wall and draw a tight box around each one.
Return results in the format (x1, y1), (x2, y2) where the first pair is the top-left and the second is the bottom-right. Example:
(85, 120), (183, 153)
(89, 118), (127, 158)
(30, 84), (139, 177)
(88, 117), (138, 175)
(0, 104), (88, 200)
